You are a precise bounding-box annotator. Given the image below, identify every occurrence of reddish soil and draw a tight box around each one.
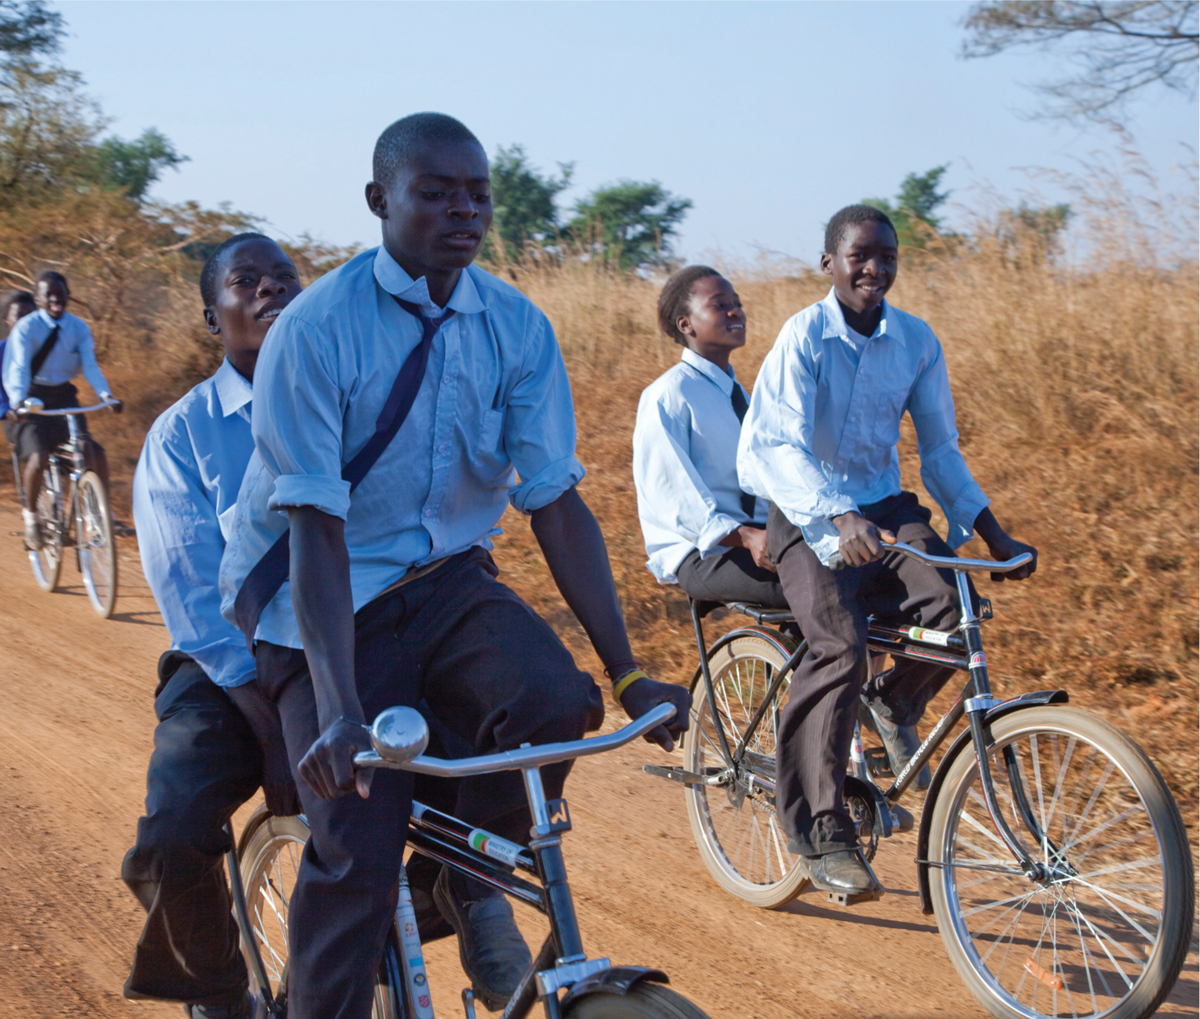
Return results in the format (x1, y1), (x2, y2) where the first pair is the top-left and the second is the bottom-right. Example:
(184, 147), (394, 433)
(0, 501), (1195, 1019)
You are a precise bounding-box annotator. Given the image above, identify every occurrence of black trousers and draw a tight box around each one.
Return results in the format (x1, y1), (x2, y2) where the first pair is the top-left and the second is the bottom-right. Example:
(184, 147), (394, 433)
(3, 381), (96, 460)
(674, 545), (788, 609)
(768, 493), (963, 855)
(122, 653), (263, 1006)
(254, 548), (604, 1019)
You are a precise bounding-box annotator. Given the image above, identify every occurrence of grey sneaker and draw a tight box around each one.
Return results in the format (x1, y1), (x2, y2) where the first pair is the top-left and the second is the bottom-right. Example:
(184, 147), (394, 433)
(24, 516), (42, 551)
(861, 703), (931, 790)
(433, 868), (531, 1011)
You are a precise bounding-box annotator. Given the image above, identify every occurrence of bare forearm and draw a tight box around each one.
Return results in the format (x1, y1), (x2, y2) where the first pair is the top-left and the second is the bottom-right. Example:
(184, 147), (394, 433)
(531, 487), (633, 672)
(288, 505), (362, 729)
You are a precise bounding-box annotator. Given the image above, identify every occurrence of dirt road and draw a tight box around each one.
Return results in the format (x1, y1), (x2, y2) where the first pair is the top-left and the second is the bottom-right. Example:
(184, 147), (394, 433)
(0, 502), (1195, 1019)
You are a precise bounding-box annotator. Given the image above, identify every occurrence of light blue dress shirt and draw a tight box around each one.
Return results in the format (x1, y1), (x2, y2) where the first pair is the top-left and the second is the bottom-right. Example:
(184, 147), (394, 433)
(219, 246), (585, 649)
(134, 359), (257, 689)
(738, 289), (989, 566)
(633, 347), (765, 583)
(2, 309), (112, 405)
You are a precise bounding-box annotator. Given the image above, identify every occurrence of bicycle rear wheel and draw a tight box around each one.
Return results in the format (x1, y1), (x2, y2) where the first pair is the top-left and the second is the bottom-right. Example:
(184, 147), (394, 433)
(565, 982), (711, 1018)
(238, 811), (405, 1018)
(682, 631), (810, 909)
(76, 470), (116, 618)
(928, 705), (1194, 1019)
(29, 472), (62, 592)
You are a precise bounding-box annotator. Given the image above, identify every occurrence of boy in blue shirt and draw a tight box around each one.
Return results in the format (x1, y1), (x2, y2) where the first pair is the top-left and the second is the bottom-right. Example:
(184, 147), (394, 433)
(739, 205), (1037, 899)
(0, 289), (35, 420)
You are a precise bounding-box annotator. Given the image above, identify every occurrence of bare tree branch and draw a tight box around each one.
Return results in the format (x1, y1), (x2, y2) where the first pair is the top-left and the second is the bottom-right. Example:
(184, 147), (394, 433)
(962, 1), (1199, 121)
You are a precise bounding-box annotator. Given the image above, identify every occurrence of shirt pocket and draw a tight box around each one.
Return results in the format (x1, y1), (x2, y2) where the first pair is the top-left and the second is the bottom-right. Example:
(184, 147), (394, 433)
(873, 389), (908, 447)
(466, 406), (512, 486)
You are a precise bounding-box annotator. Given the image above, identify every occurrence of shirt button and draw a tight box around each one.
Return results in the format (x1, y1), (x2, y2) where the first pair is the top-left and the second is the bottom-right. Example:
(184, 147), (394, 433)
(437, 444), (447, 453)
(423, 507), (434, 518)
(442, 376), (451, 385)
(849, 415), (857, 422)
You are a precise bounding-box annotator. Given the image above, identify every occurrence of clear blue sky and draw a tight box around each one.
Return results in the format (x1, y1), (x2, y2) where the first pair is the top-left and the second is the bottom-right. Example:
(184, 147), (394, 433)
(56, 1), (1197, 264)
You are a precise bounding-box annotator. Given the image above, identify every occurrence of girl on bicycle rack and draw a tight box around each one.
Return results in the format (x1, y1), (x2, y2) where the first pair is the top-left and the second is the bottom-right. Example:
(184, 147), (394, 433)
(737, 204), (1038, 902)
(2, 270), (123, 550)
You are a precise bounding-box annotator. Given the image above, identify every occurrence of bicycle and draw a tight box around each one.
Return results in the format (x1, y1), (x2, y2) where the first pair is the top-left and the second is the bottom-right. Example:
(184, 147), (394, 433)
(11, 397), (119, 618)
(228, 701), (711, 1019)
(644, 540), (1195, 1019)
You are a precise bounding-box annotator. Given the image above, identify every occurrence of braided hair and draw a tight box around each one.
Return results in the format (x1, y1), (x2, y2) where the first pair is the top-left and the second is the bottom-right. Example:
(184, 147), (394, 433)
(823, 204), (896, 255)
(657, 265), (722, 346)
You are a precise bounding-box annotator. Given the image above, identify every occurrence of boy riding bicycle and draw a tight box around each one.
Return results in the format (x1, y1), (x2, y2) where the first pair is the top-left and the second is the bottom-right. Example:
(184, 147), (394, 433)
(1, 271), (122, 550)
(737, 204), (1037, 900)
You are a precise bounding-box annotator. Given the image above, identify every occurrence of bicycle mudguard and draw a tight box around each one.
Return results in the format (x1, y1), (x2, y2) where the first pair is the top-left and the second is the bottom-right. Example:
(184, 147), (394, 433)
(559, 967), (669, 1009)
(688, 625), (798, 694)
(915, 689), (1069, 914)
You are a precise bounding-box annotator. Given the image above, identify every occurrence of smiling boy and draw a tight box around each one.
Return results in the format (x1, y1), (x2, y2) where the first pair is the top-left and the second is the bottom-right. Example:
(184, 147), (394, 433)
(738, 205), (1037, 899)
(219, 113), (688, 1019)
(123, 234), (302, 1019)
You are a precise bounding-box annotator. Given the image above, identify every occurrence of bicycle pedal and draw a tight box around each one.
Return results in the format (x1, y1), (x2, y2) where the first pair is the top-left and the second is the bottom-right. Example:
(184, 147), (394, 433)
(826, 888), (883, 907)
(863, 746), (893, 778)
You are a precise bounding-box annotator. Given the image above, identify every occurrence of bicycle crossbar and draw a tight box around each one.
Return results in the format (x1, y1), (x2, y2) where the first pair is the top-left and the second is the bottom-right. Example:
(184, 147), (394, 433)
(354, 702), (676, 775)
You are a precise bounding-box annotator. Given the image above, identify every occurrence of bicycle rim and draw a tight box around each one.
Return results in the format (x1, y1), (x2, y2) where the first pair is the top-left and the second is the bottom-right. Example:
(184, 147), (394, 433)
(30, 479), (62, 591)
(76, 471), (116, 617)
(684, 633), (809, 907)
(931, 707), (1192, 1019)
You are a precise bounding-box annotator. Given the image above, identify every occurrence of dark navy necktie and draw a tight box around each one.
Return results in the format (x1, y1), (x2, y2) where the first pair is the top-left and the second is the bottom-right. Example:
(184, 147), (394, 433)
(233, 297), (455, 648)
(729, 384), (757, 519)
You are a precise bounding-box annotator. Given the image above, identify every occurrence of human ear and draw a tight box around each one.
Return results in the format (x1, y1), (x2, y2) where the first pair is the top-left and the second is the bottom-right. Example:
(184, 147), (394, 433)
(676, 313), (696, 340)
(819, 252), (833, 276)
(204, 307), (220, 336)
(365, 182), (387, 220)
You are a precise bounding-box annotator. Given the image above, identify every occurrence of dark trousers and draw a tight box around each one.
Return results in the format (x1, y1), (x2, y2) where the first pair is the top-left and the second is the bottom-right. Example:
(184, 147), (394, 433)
(768, 493), (963, 855)
(254, 548), (604, 1019)
(122, 653), (263, 1005)
(674, 545), (789, 609)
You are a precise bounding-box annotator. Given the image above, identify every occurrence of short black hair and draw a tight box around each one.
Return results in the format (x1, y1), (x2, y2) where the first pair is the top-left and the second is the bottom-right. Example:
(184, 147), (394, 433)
(200, 232), (275, 307)
(372, 113), (483, 190)
(1, 289), (34, 322)
(33, 269), (68, 291)
(824, 204), (897, 255)
(657, 265), (723, 346)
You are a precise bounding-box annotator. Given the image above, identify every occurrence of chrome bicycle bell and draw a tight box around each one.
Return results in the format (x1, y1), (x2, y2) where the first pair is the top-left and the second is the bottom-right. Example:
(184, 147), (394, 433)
(370, 706), (429, 764)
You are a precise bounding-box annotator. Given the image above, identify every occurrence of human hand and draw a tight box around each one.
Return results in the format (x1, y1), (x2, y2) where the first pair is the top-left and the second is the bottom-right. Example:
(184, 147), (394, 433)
(3, 409), (16, 422)
(617, 674), (691, 752)
(985, 534), (1038, 583)
(738, 525), (776, 572)
(108, 397), (124, 414)
(298, 716), (374, 800)
(831, 511), (895, 568)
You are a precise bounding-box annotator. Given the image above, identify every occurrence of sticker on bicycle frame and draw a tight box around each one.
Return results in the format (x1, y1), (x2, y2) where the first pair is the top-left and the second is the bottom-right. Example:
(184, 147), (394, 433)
(970, 652), (987, 669)
(907, 626), (952, 646)
(469, 829), (523, 867)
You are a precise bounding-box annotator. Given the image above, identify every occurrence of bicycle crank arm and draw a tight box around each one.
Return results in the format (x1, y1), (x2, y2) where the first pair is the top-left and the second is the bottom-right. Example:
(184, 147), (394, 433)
(642, 764), (730, 787)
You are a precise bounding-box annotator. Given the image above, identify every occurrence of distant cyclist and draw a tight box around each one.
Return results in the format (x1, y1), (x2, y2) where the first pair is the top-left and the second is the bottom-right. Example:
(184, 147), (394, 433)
(0, 289), (35, 421)
(1, 270), (123, 550)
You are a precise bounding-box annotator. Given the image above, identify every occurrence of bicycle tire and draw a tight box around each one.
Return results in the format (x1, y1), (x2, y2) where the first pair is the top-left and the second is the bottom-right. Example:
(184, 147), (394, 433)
(682, 631), (811, 909)
(76, 470), (116, 618)
(238, 812), (406, 1018)
(927, 705), (1194, 1019)
(564, 982), (712, 1019)
(29, 471), (62, 592)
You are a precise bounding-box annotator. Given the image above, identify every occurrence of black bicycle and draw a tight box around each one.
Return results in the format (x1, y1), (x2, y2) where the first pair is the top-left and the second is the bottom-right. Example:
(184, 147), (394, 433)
(228, 702), (711, 1019)
(645, 541), (1194, 1019)
(11, 397), (118, 618)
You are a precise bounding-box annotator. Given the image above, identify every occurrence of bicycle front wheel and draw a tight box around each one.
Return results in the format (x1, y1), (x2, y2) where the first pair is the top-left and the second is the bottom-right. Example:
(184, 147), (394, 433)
(565, 982), (712, 1018)
(237, 812), (405, 1019)
(683, 631), (810, 909)
(76, 470), (116, 618)
(928, 705), (1194, 1019)
(29, 474), (62, 592)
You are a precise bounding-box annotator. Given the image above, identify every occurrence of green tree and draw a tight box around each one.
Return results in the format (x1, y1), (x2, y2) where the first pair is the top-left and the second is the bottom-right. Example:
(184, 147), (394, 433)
(864, 165), (950, 248)
(962, 1), (1199, 122)
(568, 180), (691, 269)
(482, 143), (572, 261)
(89, 128), (188, 200)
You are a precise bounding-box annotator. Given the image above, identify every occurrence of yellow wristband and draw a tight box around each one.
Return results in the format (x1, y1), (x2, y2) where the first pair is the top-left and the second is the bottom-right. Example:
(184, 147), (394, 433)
(612, 669), (649, 708)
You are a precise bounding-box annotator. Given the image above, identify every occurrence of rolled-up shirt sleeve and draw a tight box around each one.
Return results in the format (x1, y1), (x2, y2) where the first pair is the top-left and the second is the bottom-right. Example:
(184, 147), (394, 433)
(252, 314), (352, 519)
(504, 310), (585, 513)
(634, 394), (741, 558)
(76, 322), (112, 398)
(908, 341), (989, 548)
(134, 428), (256, 688)
(738, 326), (859, 526)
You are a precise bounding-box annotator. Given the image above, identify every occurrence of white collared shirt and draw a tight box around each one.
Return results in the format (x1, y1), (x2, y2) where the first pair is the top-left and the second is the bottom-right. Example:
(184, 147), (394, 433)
(633, 347), (764, 583)
(219, 246), (585, 649)
(2, 309), (111, 404)
(133, 359), (257, 688)
(738, 289), (989, 565)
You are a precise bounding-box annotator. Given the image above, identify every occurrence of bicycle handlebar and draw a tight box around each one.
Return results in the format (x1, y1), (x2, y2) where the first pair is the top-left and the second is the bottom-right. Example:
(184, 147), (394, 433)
(828, 539), (1031, 575)
(18, 397), (120, 417)
(354, 701), (677, 777)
